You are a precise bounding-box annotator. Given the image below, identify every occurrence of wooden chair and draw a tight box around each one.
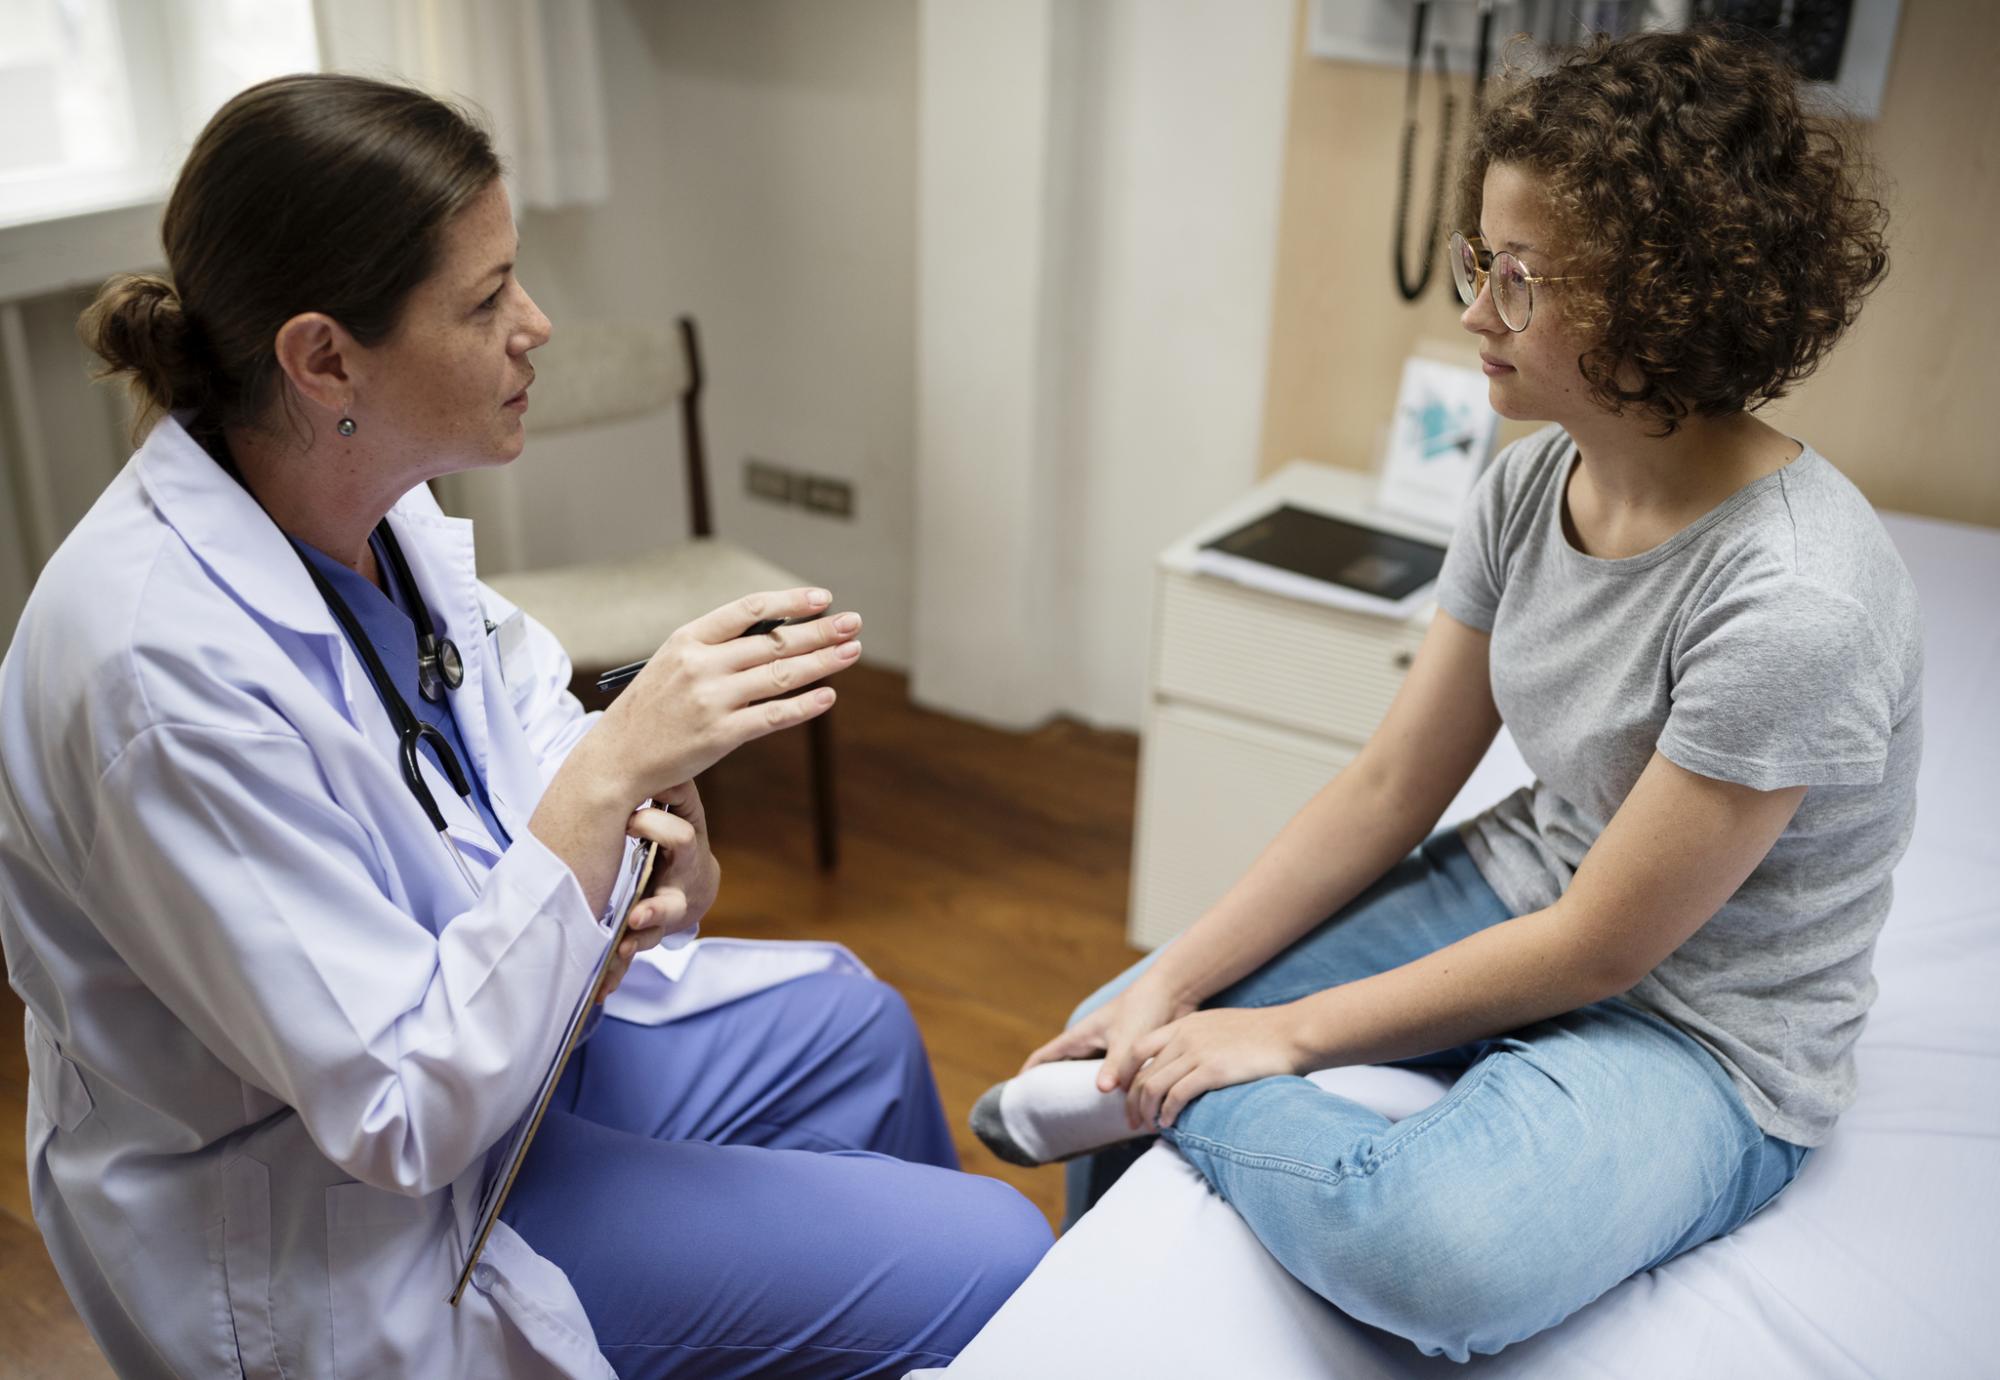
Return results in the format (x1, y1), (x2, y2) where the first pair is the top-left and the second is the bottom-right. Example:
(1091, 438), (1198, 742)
(485, 316), (839, 871)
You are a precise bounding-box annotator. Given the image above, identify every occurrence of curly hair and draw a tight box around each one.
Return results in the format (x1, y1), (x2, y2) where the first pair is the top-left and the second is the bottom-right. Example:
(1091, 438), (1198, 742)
(1461, 26), (1889, 434)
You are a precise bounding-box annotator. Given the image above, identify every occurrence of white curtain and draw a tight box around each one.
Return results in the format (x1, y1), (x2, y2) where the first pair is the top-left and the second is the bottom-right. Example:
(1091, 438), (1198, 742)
(313, 0), (611, 212)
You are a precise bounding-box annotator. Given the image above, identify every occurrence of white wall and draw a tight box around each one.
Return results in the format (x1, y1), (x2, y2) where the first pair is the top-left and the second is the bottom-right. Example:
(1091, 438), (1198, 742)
(911, 0), (1293, 730)
(909, 0), (1081, 729)
(473, 0), (921, 667)
(1059, 0), (1293, 727)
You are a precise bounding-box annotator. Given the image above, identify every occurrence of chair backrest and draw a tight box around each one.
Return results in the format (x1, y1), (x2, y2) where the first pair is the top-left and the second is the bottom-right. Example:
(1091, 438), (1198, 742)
(524, 315), (711, 539)
(677, 316), (711, 539)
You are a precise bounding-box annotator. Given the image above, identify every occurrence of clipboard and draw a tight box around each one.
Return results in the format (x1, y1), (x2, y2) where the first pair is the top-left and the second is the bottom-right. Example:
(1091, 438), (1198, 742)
(449, 836), (661, 1305)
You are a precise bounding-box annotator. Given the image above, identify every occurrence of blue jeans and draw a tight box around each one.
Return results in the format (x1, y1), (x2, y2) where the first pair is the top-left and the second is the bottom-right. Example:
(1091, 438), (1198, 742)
(503, 971), (1052, 1378)
(1066, 834), (1808, 1362)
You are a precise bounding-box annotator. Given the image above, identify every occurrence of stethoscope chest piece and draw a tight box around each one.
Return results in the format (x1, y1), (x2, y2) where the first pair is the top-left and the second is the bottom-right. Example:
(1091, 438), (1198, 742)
(419, 634), (464, 704)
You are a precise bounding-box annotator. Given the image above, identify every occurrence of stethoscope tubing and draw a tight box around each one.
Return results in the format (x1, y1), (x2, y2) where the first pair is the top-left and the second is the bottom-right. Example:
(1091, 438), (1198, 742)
(291, 542), (473, 827)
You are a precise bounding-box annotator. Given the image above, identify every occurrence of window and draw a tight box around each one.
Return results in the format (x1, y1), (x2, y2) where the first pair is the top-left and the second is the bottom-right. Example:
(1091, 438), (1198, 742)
(0, 0), (319, 230)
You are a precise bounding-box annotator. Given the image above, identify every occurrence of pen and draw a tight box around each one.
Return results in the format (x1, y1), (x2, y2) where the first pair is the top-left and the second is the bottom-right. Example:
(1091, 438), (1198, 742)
(595, 617), (792, 695)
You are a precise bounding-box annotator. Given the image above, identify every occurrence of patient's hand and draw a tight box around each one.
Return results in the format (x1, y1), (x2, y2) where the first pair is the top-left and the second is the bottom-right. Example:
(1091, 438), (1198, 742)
(1124, 1006), (1308, 1131)
(1021, 974), (1195, 1100)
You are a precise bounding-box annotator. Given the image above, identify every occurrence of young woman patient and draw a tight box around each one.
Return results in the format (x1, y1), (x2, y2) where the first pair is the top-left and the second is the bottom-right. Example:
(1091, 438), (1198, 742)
(976, 26), (1911, 1361)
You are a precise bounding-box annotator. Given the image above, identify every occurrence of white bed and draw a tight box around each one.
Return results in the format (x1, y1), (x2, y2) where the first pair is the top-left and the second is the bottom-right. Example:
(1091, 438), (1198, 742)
(921, 513), (1999, 1379)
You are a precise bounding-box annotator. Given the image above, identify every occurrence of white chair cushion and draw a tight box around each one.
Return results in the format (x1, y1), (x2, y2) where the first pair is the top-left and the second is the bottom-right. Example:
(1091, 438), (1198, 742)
(485, 538), (808, 671)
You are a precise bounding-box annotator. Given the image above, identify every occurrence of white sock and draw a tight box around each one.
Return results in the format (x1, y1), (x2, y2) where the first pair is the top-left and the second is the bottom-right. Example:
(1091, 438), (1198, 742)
(970, 1058), (1145, 1166)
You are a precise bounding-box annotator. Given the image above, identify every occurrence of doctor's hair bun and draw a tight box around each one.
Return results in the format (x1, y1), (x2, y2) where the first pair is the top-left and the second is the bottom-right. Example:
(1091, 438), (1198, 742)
(79, 273), (217, 431)
(78, 73), (501, 446)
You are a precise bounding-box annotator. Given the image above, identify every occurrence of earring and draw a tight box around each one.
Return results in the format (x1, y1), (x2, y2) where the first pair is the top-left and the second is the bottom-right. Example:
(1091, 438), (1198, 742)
(337, 414), (357, 437)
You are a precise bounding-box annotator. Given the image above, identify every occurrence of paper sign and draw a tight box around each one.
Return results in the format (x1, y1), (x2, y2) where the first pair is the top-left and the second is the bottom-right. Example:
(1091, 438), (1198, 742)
(1375, 356), (1497, 530)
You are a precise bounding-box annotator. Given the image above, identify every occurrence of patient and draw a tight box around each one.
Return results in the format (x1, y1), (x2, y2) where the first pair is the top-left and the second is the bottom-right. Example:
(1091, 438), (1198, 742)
(976, 25), (1913, 1362)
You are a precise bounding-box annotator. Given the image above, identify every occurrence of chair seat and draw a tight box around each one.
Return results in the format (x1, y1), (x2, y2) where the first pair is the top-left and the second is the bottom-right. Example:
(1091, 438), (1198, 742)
(486, 538), (811, 670)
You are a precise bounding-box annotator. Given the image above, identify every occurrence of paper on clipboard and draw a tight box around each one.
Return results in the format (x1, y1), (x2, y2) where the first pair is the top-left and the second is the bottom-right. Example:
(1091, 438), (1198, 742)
(450, 835), (660, 1305)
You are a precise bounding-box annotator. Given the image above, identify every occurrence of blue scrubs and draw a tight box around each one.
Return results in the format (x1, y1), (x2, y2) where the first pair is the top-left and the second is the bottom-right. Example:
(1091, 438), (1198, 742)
(504, 975), (1051, 1378)
(302, 541), (1050, 1376)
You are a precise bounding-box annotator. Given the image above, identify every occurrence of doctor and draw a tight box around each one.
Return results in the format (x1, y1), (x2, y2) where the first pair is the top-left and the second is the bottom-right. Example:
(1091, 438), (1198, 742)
(0, 74), (1047, 1379)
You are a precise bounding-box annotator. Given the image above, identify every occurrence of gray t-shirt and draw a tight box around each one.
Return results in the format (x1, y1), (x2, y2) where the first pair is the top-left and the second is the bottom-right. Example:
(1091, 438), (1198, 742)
(1435, 425), (1922, 1147)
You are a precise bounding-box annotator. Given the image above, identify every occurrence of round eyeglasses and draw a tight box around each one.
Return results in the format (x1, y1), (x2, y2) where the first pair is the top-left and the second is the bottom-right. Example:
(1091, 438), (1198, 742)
(1449, 231), (1587, 333)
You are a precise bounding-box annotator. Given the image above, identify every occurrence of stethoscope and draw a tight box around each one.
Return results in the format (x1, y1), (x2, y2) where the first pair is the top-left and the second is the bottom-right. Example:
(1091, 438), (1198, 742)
(286, 515), (484, 897)
(1391, 0), (1496, 304)
(290, 522), (467, 816)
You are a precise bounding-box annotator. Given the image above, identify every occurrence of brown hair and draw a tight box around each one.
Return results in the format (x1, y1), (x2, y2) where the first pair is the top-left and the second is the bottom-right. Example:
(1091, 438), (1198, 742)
(80, 74), (502, 444)
(1461, 26), (1889, 434)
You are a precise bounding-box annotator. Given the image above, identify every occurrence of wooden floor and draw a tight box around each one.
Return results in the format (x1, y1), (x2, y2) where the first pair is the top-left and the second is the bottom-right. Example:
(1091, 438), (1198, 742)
(0, 664), (1143, 1375)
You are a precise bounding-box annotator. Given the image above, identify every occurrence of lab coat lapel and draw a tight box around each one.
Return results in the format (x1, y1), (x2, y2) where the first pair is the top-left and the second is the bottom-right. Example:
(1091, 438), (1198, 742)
(137, 416), (344, 645)
(136, 415), (372, 727)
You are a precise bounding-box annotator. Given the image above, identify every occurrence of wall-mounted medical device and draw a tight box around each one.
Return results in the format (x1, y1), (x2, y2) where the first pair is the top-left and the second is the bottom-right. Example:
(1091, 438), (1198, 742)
(1307, 0), (1901, 120)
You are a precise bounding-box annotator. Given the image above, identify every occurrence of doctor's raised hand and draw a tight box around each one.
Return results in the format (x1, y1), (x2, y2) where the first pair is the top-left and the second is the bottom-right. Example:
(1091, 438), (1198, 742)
(0, 72), (1046, 1380)
(535, 584), (862, 918)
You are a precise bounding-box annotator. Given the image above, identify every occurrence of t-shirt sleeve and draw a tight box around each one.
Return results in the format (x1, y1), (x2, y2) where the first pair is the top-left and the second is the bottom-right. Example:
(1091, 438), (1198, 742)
(1433, 442), (1515, 632)
(1659, 572), (1896, 791)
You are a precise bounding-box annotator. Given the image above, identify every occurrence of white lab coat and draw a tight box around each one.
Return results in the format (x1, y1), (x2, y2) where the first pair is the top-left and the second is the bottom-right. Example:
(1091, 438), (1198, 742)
(0, 417), (861, 1378)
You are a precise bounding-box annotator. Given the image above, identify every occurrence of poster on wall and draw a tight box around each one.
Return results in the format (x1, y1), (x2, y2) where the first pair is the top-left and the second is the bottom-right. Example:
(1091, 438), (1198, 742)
(1374, 356), (1497, 531)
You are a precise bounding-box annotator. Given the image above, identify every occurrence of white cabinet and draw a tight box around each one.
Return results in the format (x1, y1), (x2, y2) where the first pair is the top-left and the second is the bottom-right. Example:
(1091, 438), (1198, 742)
(1127, 462), (1438, 950)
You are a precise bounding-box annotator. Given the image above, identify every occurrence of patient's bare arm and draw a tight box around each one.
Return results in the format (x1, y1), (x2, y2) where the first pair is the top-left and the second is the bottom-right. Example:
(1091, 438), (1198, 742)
(1025, 612), (1502, 1094)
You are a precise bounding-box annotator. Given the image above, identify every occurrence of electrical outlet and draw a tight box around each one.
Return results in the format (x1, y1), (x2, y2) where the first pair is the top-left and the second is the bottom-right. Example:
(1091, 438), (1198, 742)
(743, 458), (855, 519)
(745, 458), (793, 504)
(798, 476), (854, 519)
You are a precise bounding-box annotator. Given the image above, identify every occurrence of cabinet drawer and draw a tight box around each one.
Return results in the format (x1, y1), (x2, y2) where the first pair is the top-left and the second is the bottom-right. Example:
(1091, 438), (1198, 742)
(1155, 570), (1425, 743)
(1128, 700), (1355, 951)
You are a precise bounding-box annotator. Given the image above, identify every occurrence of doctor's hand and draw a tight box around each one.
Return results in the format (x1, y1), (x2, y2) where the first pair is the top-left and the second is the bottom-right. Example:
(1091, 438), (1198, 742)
(597, 787), (718, 1001)
(538, 588), (856, 919)
(594, 587), (862, 800)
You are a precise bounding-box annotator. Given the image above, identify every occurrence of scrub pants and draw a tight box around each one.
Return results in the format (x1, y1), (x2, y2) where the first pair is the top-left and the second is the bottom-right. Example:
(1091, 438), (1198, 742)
(503, 970), (1051, 1378)
(1065, 833), (1810, 1362)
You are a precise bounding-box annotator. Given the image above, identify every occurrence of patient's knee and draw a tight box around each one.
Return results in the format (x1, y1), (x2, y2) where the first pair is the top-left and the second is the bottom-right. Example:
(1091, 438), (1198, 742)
(1286, 1188), (1549, 1362)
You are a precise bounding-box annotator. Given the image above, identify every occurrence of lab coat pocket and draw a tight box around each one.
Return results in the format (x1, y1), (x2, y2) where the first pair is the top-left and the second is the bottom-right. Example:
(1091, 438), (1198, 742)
(324, 1179), (449, 1380)
(221, 1156), (287, 1380)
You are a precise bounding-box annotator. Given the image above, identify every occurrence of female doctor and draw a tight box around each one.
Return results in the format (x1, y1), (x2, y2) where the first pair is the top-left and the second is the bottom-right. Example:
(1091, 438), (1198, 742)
(0, 75), (1047, 1379)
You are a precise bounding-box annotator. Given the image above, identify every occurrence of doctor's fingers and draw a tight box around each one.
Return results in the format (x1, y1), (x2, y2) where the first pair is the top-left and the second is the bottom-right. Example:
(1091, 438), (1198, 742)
(722, 638), (861, 706)
(715, 609), (862, 673)
(626, 889), (692, 947)
(721, 685), (838, 749)
(683, 587), (834, 646)
(655, 781), (708, 831)
(626, 805), (698, 852)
